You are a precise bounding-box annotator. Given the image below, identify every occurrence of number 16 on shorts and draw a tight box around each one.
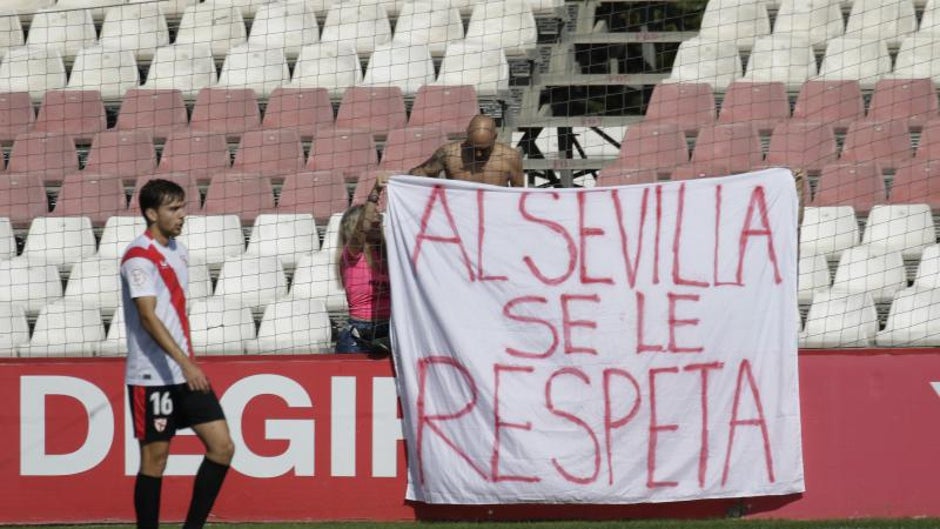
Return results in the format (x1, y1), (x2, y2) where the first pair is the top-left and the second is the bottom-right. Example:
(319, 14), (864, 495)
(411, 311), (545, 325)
(129, 385), (178, 442)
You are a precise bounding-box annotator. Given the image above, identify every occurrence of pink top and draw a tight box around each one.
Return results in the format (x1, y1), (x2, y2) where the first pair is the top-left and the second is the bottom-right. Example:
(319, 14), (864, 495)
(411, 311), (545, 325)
(341, 246), (391, 321)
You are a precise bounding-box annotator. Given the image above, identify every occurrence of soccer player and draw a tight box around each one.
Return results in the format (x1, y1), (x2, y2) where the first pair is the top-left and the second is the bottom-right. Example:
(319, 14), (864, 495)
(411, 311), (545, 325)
(121, 179), (234, 529)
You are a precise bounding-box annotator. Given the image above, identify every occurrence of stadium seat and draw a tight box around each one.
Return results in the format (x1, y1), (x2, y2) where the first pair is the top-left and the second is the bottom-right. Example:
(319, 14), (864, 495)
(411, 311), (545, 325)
(245, 298), (332, 354)
(393, 1), (463, 56)
(291, 43), (363, 96)
(307, 128), (378, 183)
(56, 0), (119, 21)
(98, 300), (126, 357)
(916, 120), (940, 160)
(436, 40), (510, 97)
(800, 206), (860, 259)
(408, 85), (478, 137)
(670, 163), (733, 180)
(890, 159), (940, 211)
(188, 297), (255, 355)
(132, 173), (202, 212)
(262, 87), (333, 141)
(792, 80), (864, 132)
(290, 249), (348, 312)
(0, 259), (62, 315)
(742, 35), (817, 90)
(717, 81), (790, 133)
(232, 129), (306, 179)
(33, 90), (106, 141)
(765, 121), (838, 173)
(666, 37), (743, 91)
(116, 89), (187, 141)
(614, 122), (688, 177)
(245, 213), (320, 270)
(277, 170), (349, 223)
(466, 0), (538, 58)
(335, 87), (407, 137)
(177, 214), (244, 267)
(699, 0), (771, 50)
(0, 46), (67, 101)
(51, 174), (128, 226)
(143, 44), (218, 99)
(811, 162), (886, 214)
(248, 1), (319, 60)
(7, 132), (79, 182)
(891, 35), (940, 85)
(832, 246), (908, 303)
(320, 212), (343, 253)
(363, 43), (435, 95)
(643, 83), (716, 135)
(861, 204), (935, 259)
(0, 174), (48, 228)
(0, 218), (14, 261)
(800, 290), (878, 348)
(688, 123), (763, 174)
(97, 216), (146, 261)
(875, 287), (940, 346)
(85, 130), (157, 181)
(596, 166), (659, 187)
(189, 263), (213, 300)
(1, 1), (55, 22)
(26, 9), (96, 60)
(63, 257), (121, 318)
(214, 254), (288, 311)
(379, 126), (447, 171)
(21, 216), (96, 271)
(320, 2), (392, 57)
(0, 14), (24, 60)
(845, 0), (916, 47)
(817, 37), (892, 90)
(217, 43), (290, 98)
(0, 303), (28, 357)
(773, 0), (844, 47)
(19, 300), (104, 357)
(176, 2), (247, 59)
(867, 79), (938, 130)
(67, 47), (139, 101)
(190, 88), (261, 139)
(914, 244), (940, 289)
(920, 0), (940, 32)
(129, 0), (197, 18)
(216, 0), (271, 18)
(799, 253), (831, 305)
(0, 91), (34, 143)
(157, 131), (231, 182)
(98, 3), (170, 61)
(841, 120), (913, 172)
(202, 172), (276, 224)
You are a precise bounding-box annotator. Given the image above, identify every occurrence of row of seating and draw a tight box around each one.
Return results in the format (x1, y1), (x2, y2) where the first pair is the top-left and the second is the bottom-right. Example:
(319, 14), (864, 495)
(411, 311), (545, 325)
(670, 34), (940, 90)
(0, 84), (480, 141)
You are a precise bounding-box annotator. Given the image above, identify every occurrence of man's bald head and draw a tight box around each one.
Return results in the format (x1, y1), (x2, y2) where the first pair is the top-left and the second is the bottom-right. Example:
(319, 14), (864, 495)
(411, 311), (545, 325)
(467, 115), (497, 151)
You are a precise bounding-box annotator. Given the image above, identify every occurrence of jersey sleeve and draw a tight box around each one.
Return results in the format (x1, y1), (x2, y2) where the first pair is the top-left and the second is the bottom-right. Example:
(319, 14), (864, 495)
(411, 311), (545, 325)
(122, 257), (158, 299)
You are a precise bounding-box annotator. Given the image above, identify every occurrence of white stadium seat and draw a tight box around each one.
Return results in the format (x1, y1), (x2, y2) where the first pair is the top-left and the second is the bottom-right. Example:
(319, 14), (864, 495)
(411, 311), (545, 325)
(99, 4), (170, 62)
(861, 204), (935, 260)
(98, 301), (126, 357)
(130, 0), (199, 18)
(217, 43), (290, 98)
(26, 8), (97, 59)
(436, 40), (510, 97)
(363, 42), (436, 95)
(773, 0), (844, 47)
(393, 1), (464, 56)
(290, 249), (348, 313)
(248, 1), (320, 60)
(189, 263), (214, 301)
(832, 246), (907, 304)
(0, 218), (14, 261)
(799, 253), (831, 305)
(0, 303), (29, 357)
(68, 47), (140, 101)
(144, 44), (218, 99)
(892, 35), (940, 85)
(320, 2), (392, 57)
(177, 215), (245, 268)
(319, 212), (344, 253)
(245, 213), (320, 270)
(817, 37), (892, 90)
(63, 258), (121, 318)
(876, 287), (940, 346)
(466, 0), (538, 58)
(19, 300), (104, 357)
(244, 298), (332, 354)
(213, 254), (289, 311)
(743, 35), (817, 90)
(176, 2), (247, 59)
(914, 244), (940, 289)
(214, 0), (270, 18)
(0, 46), (67, 101)
(21, 217), (96, 271)
(56, 0), (119, 22)
(845, 0), (916, 47)
(0, 260), (63, 315)
(188, 297), (255, 355)
(800, 206), (859, 260)
(291, 43), (363, 95)
(699, 0), (772, 50)
(801, 290), (878, 347)
(98, 216), (146, 261)
(0, 13), (24, 60)
(1, 0), (55, 21)
(667, 37), (743, 91)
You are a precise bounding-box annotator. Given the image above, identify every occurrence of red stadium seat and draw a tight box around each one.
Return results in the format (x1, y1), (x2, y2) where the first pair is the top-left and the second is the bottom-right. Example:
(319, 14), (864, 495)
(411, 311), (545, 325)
(232, 129), (306, 180)
(7, 132), (79, 183)
(33, 89), (105, 140)
(351, 169), (389, 209)
(277, 170), (349, 222)
(765, 121), (838, 173)
(157, 130), (231, 183)
(616, 122), (689, 176)
(688, 123), (763, 174)
(717, 81), (789, 133)
(51, 173), (128, 226)
(596, 166), (659, 186)
(889, 159), (940, 211)
(792, 80), (864, 131)
(115, 88), (188, 141)
(0, 173), (48, 228)
(408, 85), (480, 137)
(841, 119), (913, 171)
(811, 162), (886, 214)
(132, 173), (203, 212)
(334, 86), (407, 137)
(307, 128), (378, 183)
(379, 126), (447, 171)
(867, 78), (938, 130)
(914, 119), (940, 160)
(644, 82), (716, 134)
(190, 87), (261, 139)
(670, 163), (730, 180)
(261, 87), (334, 141)
(85, 130), (157, 181)
(0, 92), (35, 143)
(202, 172), (276, 223)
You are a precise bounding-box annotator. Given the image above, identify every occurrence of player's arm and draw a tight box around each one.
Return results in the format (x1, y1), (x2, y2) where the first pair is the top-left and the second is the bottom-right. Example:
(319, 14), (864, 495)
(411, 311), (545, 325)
(347, 174), (389, 257)
(133, 296), (210, 392)
(508, 148), (525, 187)
(409, 147), (446, 177)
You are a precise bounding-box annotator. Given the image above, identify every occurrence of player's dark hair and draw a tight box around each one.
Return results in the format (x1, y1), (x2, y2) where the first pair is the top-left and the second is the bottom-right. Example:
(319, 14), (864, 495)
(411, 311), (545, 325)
(139, 179), (186, 225)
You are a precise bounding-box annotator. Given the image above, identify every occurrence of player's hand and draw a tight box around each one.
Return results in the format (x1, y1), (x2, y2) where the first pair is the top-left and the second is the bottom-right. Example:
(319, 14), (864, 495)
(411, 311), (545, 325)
(182, 361), (211, 393)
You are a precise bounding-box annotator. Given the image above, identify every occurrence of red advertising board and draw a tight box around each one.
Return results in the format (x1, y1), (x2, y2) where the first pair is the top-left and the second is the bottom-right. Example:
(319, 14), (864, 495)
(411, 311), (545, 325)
(0, 351), (938, 523)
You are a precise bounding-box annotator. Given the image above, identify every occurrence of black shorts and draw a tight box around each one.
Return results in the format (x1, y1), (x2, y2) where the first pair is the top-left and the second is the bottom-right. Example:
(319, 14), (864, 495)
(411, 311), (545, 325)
(128, 383), (226, 444)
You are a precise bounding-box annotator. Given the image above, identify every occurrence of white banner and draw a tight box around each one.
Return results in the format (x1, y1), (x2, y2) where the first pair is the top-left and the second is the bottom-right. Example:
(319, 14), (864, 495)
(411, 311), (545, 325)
(385, 169), (804, 505)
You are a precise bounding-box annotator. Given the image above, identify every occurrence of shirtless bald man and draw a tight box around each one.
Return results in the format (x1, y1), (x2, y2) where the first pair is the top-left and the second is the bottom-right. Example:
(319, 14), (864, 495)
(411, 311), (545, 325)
(410, 115), (525, 187)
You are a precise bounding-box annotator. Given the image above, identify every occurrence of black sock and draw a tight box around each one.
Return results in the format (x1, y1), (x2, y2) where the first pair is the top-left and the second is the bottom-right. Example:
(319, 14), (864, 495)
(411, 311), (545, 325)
(134, 473), (162, 529)
(182, 458), (230, 529)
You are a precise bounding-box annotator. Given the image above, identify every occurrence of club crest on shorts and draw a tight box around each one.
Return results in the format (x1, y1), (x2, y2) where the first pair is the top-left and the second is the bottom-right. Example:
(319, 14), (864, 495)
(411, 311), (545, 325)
(154, 418), (167, 433)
